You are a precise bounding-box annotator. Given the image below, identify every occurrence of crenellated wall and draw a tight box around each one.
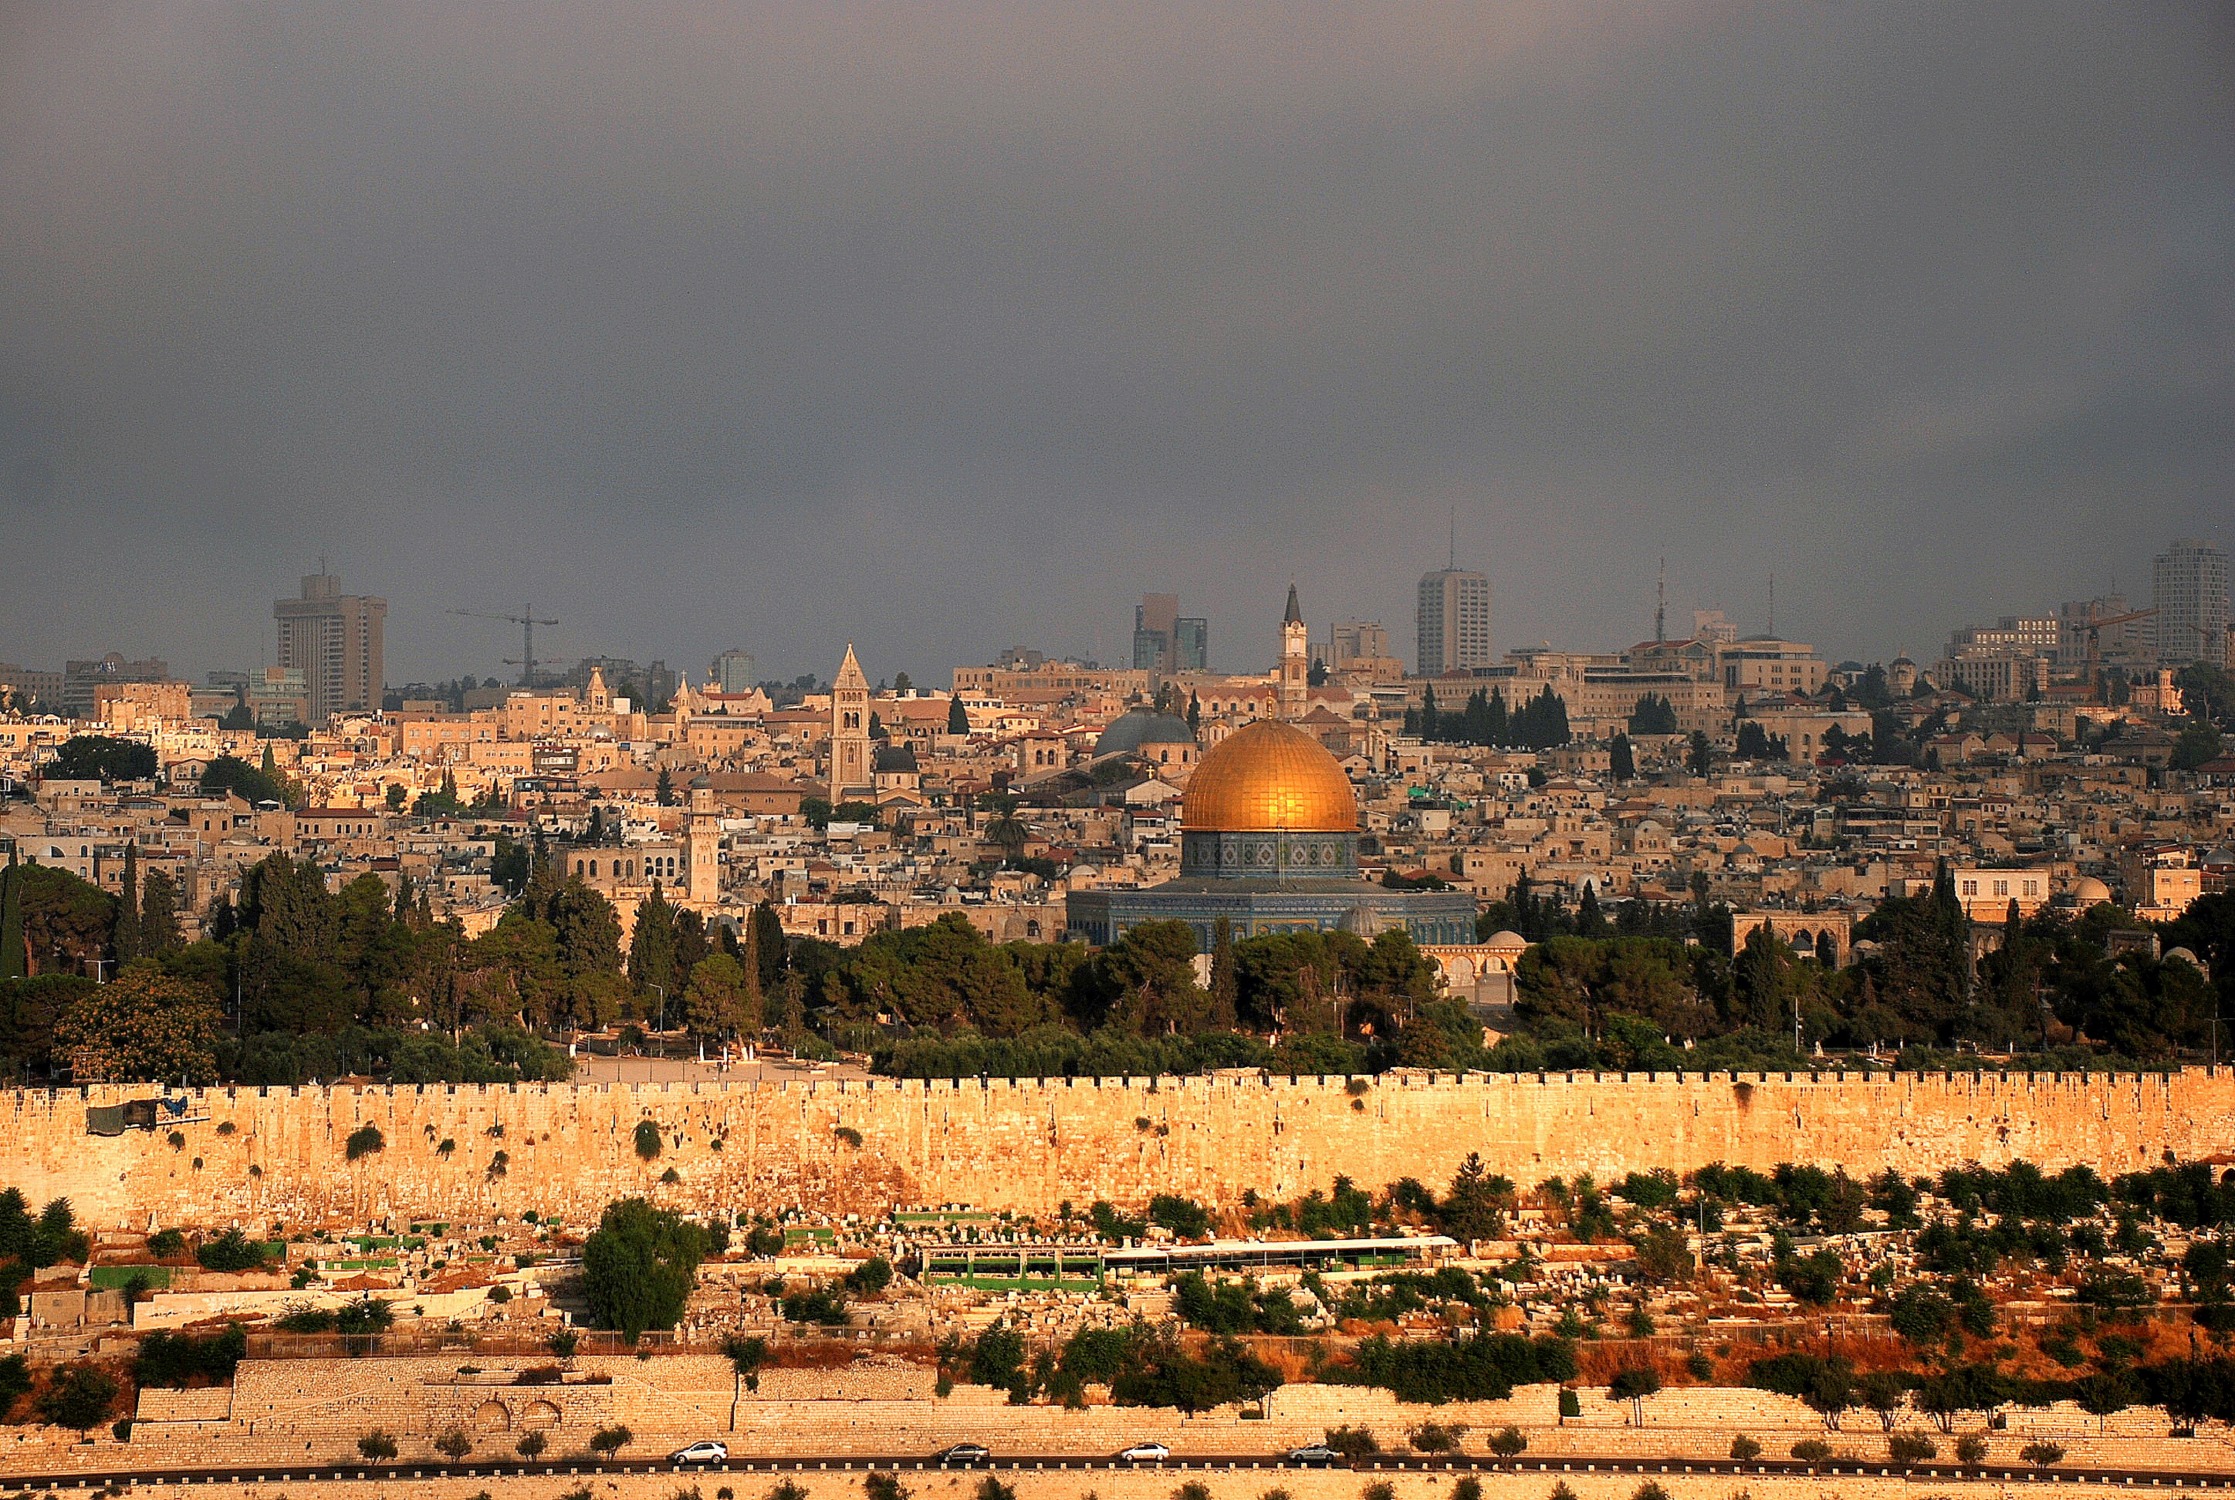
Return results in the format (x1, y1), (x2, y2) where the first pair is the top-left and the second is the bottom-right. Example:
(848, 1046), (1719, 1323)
(5, 1068), (2233, 1229)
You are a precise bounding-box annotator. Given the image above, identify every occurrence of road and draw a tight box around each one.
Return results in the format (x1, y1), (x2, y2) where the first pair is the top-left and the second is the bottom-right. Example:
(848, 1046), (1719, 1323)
(6, 1452), (2235, 1490)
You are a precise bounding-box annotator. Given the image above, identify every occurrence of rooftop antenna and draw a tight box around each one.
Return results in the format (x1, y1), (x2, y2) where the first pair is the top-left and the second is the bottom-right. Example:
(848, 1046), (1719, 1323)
(1767, 571), (1775, 638)
(1448, 506), (1457, 572)
(1655, 557), (1666, 644)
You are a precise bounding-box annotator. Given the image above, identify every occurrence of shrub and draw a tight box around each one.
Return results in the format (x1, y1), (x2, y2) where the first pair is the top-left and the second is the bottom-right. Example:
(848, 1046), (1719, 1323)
(1489, 1426), (1527, 1459)
(147, 1229), (186, 1259)
(2019, 1441), (2065, 1468)
(1790, 1438), (1831, 1465)
(1410, 1421), (1465, 1454)
(660, 1167), (682, 1184)
(634, 1120), (663, 1160)
(1175, 1484), (1213, 1500)
(358, 1430), (398, 1461)
(1888, 1432), (1938, 1464)
(1728, 1434), (1761, 1461)
(434, 1428), (471, 1460)
(1450, 1482), (1481, 1500)
(437, 1138), (456, 1156)
(1955, 1434), (1988, 1465)
(1360, 1486), (1394, 1500)
(1631, 1485), (1670, 1500)
(112, 1417), (133, 1441)
(345, 1125), (385, 1161)
(278, 1305), (337, 1334)
(549, 1329), (579, 1360)
(216, 1120), (236, 1135)
(846, 1257), (894, 1295)
(195, 1227), (269, 1272)
(974, 1479), (1016, 1500)
(1558, 1389), (1581, 1421)
(768, 1485), (809, 1500)
(516, 1431), (546, 1459)
(335, 1298), (393, 1336)
(1548, 1485), (1577, 1500)
(1325, 1425), (1379, 1458)
(834, 1125), (864, 1148)
(864, 1474), (910, 1500)
(589, 1424), (633, 1454)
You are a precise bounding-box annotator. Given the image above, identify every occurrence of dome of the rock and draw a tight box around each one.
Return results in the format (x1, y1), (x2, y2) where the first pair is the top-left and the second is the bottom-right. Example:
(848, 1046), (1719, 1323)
(1181, 719), (1357, 833)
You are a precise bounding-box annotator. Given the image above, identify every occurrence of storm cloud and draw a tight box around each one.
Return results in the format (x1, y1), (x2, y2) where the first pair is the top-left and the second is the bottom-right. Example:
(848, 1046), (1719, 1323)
(1, 3), (2228, 683)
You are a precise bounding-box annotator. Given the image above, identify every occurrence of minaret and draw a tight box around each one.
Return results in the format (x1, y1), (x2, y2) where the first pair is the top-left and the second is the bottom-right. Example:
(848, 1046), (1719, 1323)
(1278, 583), (1309, 721)
(830, 643), (873, 798)
(684, 778), (721, 909)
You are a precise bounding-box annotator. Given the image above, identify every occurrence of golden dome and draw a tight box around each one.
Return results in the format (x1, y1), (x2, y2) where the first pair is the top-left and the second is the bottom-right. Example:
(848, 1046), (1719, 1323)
(1182, 719), (1357, 832)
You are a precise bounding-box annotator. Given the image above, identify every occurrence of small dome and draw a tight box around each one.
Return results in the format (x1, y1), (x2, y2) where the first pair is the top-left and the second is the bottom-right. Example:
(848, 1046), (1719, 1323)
(2071, 876), (2113, 904)
(2166, 947), (2202, 968)
(1094, 708), (1196, 758)
(1484, 929), (1526, 947)
(1182, 719), (1357, 833)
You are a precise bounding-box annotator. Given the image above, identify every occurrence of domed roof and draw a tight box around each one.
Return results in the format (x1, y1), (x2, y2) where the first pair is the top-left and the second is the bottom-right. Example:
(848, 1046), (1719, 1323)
(1094, 708), (1196, 758)
(2071, 875), (2113, 903)
(1484, 929), (1526, 947)
(1182, 718), (1356, 832)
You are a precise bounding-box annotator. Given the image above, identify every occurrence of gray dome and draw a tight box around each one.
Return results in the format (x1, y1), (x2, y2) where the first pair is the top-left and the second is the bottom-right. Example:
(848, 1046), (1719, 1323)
(1095, 708), (1196, 758)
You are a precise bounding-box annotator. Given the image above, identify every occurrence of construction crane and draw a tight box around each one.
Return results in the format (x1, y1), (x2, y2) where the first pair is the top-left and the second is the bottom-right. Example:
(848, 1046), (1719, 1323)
(2079, 605), (2155, 674)
(449, 604), (559, 687)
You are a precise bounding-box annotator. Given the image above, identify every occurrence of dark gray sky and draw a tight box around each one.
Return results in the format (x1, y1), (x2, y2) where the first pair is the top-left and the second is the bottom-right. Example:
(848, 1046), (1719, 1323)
(2, 4), (2229, 686)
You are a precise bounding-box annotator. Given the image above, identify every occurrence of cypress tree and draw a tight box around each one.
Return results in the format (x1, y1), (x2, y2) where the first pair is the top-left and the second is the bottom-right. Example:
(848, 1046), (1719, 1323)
(1609, 733), (1635, 781)
(1419, 683), (1441, 742)
(1207, 916), (1239, 1030)
(113, 841), (141, 963)
(141, 869), (182, 956)
(1186, 691), (1201, 732)
(947, 695), (970, 735)
(0, 852), (24, 980)
(751, 902), (787, 993)
(629, 884), (679, 1004)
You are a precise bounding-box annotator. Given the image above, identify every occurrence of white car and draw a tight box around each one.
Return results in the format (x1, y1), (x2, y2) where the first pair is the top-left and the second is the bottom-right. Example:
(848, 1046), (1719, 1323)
(670, 1441), (729, 1464)
(1118, 1443), (1171, 1463)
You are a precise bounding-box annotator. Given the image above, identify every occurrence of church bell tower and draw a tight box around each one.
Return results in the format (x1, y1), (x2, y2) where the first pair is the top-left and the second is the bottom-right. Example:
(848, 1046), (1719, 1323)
(830, 643), (873, 799)
(1278, 582), (1309, 721)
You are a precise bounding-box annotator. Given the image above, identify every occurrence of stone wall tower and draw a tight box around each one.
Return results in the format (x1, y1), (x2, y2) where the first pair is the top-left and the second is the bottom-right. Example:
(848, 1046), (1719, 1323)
(1278, 582), (1310, 721)
(830, 643), (873, 799)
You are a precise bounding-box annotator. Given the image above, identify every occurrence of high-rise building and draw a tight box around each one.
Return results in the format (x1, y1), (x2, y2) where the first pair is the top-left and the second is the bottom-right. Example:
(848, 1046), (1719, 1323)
(709, 649), (758, 694)
(61, 654), (170, 719)
(1131, 593), (1207, 673)
(274, 572), (385, 723)
(1327, 620), (1390, 668)
(1416, 569), (1492, 674)
(2153, 538), (2230, 668)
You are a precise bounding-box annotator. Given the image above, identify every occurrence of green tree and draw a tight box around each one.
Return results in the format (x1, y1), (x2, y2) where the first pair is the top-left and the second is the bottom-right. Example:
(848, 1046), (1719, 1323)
(1629, 694), (1679, 735)
(947, 696), (970, 735)
(1098, 920), (1205, 1036)
(628, 886), (679, 1004)
(581, 1197), (708, 1342)
(1609, 733), (1635, 781)
(1206, 916), (1239, 1030)
(37, 1363), (119, 1434)
(2173, 716), (2225, 772)
(199, 754), (288, 807)
(113, 843), (141, 963)
(46, 736), (158, 783)
(751, 902), (788, 993)
(52, 968), (224, 1082)
(0, 854), (23, 981)
(655, 767), (675, 806)
(683, 952), (759, 1041)
(1688, 731), (1713, 777)
(139, 869), (182, 957)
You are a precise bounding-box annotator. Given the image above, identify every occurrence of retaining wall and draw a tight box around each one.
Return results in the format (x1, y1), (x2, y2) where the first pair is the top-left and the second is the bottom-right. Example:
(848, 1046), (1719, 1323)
(4, 1069), (2230, 1228)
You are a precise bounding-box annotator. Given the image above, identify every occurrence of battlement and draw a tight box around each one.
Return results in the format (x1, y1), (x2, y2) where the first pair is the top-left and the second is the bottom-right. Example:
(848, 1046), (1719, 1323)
(2, 1068), (2225, 1229)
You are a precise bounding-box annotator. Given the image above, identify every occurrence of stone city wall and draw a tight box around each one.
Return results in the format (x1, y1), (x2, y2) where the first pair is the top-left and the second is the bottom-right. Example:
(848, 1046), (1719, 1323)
(4, 1068), (2233, 1229)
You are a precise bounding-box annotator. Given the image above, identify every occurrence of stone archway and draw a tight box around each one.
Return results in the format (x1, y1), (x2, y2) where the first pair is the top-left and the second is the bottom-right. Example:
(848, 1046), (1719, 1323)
(520, 1400), (561, 1430)
(472, 1400), (512, 1432)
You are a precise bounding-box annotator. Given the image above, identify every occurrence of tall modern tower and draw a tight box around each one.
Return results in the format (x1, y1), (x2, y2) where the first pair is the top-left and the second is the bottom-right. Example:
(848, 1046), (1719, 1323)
(1132, 593), (1207, 673)
(273, 571), (386, 723)
(1416, 569), (1492, 675)
(2152, 539), (2230, 668)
